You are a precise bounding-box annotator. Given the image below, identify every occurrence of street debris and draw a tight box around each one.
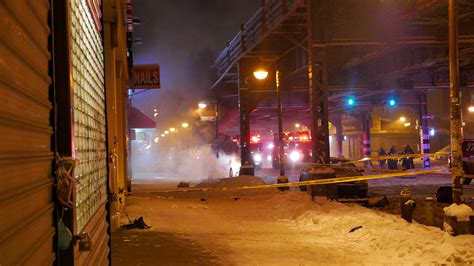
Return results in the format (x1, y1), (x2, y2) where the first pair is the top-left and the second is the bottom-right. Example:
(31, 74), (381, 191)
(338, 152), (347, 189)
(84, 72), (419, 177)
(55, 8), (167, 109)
(348, 225), (363, 233)
(122, 216), (151, 229)
(177, 181), (190, 188)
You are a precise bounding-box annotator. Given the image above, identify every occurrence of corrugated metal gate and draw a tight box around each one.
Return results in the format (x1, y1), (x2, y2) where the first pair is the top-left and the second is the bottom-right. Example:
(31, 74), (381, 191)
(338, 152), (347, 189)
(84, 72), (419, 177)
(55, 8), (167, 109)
(1, 0), (111, 264)
(51, 0), (110, 264)
(70, 0), (109, 264)
(0, 0), (55, 265)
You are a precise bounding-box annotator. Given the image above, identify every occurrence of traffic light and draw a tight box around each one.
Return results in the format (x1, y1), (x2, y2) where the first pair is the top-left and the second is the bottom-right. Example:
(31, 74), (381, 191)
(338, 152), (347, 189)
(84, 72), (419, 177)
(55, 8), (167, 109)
(346, 97), (356, 107)
(387, 97), (397, 107)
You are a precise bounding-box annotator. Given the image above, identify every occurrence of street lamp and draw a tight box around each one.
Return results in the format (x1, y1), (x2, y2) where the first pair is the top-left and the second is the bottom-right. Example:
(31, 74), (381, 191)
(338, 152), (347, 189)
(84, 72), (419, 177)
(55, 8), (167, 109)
(399, 116), (406, 122)
(169, 127), (176, 132)
(181, 122), (190, 149)
(468, 105), (474, 113)
(253, 69), (268, 80)
(248, 67), (285, 178)
(198, 100), (219, 158)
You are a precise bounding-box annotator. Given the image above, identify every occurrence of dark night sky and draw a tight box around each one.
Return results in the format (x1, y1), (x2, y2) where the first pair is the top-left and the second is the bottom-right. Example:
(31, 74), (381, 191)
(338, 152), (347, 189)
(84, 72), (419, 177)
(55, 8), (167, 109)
(132, 0), (260, 131)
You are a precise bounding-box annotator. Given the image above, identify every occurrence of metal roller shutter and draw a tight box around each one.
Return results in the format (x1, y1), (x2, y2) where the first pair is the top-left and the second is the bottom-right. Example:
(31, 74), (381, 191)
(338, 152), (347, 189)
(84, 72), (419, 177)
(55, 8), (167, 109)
(69, 0), (109, 264)
(0, 0), (55, 265)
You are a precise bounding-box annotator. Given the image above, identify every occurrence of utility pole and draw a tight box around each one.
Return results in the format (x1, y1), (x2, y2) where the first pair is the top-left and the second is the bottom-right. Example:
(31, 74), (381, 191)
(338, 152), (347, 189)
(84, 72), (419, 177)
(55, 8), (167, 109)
(276, 68), (285, 176)
(448, 0), (464, 204)
(419, 92), (431, 169)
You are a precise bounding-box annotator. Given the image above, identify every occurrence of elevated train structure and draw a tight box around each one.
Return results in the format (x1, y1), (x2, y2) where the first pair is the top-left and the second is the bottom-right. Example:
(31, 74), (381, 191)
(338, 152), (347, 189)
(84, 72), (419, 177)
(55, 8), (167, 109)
(211, 0), (474, 176)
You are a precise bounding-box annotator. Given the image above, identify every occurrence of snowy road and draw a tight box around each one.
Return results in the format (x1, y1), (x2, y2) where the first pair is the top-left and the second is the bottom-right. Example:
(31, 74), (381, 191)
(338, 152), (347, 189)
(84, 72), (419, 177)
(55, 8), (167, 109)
(112, 177), (474, 265)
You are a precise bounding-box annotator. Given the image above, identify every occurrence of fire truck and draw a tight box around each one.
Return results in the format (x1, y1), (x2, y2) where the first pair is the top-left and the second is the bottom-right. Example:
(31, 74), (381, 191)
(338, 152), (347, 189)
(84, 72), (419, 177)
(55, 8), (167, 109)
(271, 131), (312, 168)
(228, 134), (273, 176)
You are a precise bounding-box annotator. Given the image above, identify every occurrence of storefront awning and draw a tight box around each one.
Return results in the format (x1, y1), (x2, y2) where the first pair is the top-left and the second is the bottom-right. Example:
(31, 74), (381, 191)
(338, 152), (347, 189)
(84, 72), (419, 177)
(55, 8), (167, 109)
(127, 107), (156, 129)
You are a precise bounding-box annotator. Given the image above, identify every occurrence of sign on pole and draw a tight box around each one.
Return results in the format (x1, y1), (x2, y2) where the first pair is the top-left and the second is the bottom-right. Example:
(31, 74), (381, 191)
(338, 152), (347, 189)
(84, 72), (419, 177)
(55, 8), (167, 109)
(132, 64), (160, 89)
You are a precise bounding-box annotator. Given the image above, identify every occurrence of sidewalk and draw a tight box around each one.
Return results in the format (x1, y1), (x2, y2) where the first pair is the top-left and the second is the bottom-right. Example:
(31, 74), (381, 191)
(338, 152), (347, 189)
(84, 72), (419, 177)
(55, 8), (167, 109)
(112, 230), (218, 265)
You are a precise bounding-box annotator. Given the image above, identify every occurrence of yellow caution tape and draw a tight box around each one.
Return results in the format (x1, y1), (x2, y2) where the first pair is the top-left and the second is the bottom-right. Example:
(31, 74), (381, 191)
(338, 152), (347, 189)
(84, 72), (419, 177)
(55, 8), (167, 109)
(464, 174), (474, 179)
(299, 163), (474, 179)
(152, 169), (444, 194)
(347, 153), (443, 164)
(298, 163), (405, 173)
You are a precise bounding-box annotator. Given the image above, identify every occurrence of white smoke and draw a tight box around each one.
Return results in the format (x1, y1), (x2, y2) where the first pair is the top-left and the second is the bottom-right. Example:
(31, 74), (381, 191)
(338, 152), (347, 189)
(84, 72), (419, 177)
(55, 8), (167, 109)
(131, 141), (239, 181)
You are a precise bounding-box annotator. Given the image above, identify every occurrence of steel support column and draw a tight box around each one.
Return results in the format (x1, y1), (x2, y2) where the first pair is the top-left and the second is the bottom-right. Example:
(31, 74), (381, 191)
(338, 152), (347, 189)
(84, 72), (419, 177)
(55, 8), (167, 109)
(276, 66), (285, 176)
(449, 0), (464, 204)
(419, 92), (431, 169)
(307, 0), (330, 164)
(334, 116), (344, 158)
(361, 112), (372, 167)
(238, 61), (254, 175)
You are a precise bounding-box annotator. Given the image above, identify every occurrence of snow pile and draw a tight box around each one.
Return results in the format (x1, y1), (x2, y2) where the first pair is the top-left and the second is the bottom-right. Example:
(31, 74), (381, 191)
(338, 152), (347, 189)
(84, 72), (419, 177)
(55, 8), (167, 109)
(195, 175), (265, 188)
(264, 191), (316, 219)
(443, 203), (473, 221)
(290, 197), (474, 264)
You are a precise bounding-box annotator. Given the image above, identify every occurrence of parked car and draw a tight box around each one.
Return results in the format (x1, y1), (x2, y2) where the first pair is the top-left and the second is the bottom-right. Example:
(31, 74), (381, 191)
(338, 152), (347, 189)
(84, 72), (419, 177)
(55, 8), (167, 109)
(299, 158), (367, 199)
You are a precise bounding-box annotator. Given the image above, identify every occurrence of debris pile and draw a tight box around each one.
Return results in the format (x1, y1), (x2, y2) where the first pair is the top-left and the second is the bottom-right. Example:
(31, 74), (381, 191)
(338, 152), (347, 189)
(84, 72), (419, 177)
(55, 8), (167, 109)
(196, 175), (265, 188)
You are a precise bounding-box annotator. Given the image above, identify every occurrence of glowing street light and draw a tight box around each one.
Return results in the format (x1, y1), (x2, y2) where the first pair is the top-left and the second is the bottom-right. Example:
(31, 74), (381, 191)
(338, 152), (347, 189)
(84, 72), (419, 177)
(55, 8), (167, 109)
(345, 97), (356, 107)
(387, 98), (397, 107)
(468, 105), (474, 113)
(399, 116), (406, 122)
(198, 100), (219, 158)
(253, 69), (268, 80)
(161, 134), (165, 137)
(295, 123), (301, 128)
(154, 137), (159, 143)
(169, 127), (176, 132)
(164, 130), (169, 134)
(181, 122), (189, 128)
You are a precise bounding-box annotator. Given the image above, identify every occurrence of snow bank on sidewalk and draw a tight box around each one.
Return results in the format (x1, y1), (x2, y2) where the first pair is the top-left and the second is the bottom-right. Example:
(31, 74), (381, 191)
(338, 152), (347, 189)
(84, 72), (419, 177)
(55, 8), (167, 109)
(267, 191), (474, 264)
(443, 203), (473, 221)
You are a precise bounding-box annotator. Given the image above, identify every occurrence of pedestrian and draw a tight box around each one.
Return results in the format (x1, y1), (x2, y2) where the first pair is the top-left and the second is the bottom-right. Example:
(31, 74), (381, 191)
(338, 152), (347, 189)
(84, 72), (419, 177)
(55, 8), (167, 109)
(378, 147), (387, 169)
(388, 145), (398, 170)
(402, 145), (415, 170)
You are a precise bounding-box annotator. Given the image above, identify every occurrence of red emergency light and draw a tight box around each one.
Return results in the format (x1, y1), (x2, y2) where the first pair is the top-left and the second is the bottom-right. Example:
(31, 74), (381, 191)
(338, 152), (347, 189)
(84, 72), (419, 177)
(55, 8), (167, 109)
(250, 135), (261, 143)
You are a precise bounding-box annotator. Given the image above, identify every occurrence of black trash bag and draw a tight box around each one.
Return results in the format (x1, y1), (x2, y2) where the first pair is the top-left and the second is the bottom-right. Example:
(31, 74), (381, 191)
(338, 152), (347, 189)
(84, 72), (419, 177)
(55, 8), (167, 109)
(436, 186), (452, 203)
(122, 216), (151, 229)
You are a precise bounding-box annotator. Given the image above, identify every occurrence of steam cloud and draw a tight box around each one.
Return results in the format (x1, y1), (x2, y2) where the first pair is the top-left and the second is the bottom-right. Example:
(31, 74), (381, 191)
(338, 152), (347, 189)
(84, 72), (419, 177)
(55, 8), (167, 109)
(131, 144), (240, 181)
(128, 1), (260, 181)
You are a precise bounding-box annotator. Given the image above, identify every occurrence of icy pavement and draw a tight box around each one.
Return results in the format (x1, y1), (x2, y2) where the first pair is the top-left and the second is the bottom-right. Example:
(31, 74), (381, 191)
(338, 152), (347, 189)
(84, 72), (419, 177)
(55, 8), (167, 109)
(112, 180), (474, 265)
